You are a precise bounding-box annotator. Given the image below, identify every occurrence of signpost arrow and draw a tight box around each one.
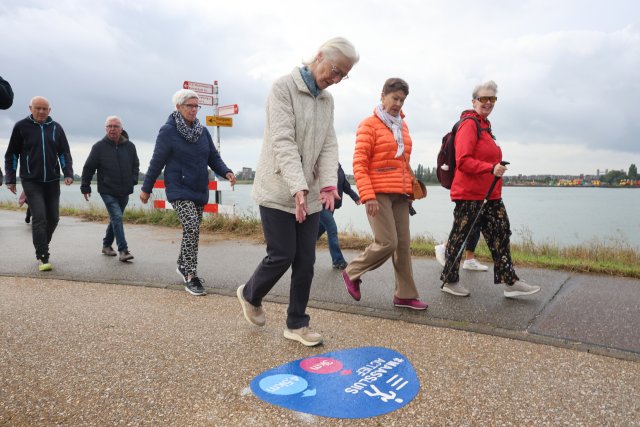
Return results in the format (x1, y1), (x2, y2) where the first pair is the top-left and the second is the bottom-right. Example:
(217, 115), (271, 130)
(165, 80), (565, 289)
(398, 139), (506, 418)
(197, 94), (214, 106)
(183, 80), (214, 95)
(217, 104), (239, 117)
(206, 116), (233, 127)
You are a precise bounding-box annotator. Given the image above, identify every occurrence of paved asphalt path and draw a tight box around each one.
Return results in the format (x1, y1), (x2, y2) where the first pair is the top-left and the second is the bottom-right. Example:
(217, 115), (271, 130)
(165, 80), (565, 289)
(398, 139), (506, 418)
(1, 209), (640, 425)
(1, 210), (638, 360)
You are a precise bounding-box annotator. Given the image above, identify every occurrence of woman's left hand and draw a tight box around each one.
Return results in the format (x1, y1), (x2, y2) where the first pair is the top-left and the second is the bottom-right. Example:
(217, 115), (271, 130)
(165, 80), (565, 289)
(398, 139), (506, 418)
(320, 188), (340, 212)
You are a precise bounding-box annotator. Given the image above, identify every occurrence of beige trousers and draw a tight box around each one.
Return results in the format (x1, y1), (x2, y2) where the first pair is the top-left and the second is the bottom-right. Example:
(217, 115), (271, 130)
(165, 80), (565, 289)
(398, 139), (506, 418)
(345, 193), (419, 299)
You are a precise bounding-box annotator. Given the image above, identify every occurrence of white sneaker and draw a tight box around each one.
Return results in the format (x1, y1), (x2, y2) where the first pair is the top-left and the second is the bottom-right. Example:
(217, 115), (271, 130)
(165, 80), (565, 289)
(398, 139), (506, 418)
(462, 258), (489, 271)
(504, 281), (541, 298)
(284, 327), (323, 347)
(441, 282), (470, 297)
(435, 244), (446, 266)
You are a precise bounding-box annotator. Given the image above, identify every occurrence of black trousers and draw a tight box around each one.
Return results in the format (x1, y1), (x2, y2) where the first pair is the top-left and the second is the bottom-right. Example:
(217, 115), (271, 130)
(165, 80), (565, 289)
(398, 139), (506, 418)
(22, 180), (60, 261)
(441, 199), (519, 285)
(244, 206), (320, 329)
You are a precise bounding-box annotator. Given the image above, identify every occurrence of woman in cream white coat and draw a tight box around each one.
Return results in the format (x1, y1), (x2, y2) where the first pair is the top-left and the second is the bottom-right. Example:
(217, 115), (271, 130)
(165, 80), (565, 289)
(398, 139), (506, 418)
(236, 37), (359, 346)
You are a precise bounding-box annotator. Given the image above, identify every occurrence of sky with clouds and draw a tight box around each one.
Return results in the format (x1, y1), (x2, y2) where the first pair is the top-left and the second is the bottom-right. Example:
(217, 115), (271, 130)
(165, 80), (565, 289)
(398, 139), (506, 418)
(1, 0), (638, 177)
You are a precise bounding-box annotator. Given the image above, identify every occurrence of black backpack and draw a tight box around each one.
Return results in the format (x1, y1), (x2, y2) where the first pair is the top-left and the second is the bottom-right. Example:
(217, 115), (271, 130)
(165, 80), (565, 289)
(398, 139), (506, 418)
(436, 117), (492, 189)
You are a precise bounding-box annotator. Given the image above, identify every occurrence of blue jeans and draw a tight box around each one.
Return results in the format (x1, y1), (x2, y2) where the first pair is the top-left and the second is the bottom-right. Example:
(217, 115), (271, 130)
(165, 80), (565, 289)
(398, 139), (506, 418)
(317, 208), (345, 265)
(100, 193), (129, 252)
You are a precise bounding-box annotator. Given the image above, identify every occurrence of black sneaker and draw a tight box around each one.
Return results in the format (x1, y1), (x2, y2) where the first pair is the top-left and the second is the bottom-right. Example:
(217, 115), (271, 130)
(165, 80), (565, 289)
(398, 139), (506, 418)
(176, 265), (187, 283)
(185, 277), (206, 296)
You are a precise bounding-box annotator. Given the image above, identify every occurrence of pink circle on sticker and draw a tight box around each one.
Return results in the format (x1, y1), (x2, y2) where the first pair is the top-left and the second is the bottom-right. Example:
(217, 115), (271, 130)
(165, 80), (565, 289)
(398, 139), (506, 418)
(300, 357), (343, 374)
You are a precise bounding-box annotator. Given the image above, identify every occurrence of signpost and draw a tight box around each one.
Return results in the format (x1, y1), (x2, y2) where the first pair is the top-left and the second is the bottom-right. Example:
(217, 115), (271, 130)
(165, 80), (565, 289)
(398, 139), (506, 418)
(217, 104), (239, 117)
(182, 79), (239, 209)
(197, 94), (214, 106)
(183, 80), (213, 94)
(206, 116), (233, 127)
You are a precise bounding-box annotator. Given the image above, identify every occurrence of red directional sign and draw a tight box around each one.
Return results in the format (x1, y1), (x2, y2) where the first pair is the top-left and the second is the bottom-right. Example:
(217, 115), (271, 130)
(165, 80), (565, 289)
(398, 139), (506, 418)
(183, 80), (214, 95)
(217, 104), (239, 116)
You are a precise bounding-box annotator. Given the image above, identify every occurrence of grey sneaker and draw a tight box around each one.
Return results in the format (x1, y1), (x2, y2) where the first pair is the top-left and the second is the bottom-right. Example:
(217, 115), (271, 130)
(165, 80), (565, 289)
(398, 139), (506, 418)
(463, 258), (489, 271)
(504, 280), (541, 298)
(176, 265), (187, 283)
(119, 250), (134, 262)
(441, 282), (471, 297)
(284, 326), (323, 347)
(185, 277), (207, 296)
(435, 243), (446, 267)
(237, 284), (265, 326)
(102, 246), (117, 256)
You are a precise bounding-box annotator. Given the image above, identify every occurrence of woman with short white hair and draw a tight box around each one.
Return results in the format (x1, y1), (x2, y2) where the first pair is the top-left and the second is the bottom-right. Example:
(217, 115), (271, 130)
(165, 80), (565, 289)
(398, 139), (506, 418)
(237, 37), (359, 346)
(140, 89), (236, 296)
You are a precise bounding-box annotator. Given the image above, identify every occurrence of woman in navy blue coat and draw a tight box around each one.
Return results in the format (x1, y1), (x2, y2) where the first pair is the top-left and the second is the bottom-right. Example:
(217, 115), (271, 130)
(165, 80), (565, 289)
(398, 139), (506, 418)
(140, 89), (235, 296)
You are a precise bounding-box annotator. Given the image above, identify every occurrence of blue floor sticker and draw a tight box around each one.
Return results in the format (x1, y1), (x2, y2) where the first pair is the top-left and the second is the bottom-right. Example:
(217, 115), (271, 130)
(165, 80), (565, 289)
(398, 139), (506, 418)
(250, 347), (420, 419)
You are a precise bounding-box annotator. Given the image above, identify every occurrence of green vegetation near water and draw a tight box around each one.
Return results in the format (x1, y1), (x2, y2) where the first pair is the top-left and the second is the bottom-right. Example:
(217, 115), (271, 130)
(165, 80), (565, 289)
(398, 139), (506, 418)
(2, 201), (638, 279)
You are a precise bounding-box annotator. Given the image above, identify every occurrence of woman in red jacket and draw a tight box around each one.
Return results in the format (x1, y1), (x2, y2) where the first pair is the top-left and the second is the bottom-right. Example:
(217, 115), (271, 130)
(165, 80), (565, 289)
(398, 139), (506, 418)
(440, 80), (540, 298)
(341, 78), (427, 310)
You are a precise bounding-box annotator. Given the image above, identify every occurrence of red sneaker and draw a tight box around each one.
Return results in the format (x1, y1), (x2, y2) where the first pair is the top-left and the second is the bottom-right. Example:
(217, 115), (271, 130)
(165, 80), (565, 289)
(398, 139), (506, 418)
(341, 270), (361, 301)
(393, 297), (428, 310)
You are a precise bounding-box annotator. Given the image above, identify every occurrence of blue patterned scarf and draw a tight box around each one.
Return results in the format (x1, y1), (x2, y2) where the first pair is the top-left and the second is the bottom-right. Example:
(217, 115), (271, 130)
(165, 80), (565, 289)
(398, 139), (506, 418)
(172, 111), (203, 144)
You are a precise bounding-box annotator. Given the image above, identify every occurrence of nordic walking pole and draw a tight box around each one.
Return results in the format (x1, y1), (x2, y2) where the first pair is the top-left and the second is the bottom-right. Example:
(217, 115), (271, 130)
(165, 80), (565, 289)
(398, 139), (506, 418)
(441, 161), (510, 288)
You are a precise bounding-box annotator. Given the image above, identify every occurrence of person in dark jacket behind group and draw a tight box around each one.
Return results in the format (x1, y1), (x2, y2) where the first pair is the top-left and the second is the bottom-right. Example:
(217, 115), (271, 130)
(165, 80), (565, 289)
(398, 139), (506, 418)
(81, 116), (140, 262)
(4, 96), (74, 271)
(317, 163), (361, 269)
(140, 89), (235, 296)
(0, 75), (13, 110)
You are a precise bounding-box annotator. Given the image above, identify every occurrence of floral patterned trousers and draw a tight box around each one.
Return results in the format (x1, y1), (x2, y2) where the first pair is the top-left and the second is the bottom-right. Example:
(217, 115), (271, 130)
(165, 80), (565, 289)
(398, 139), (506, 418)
(440, 199), (519, 285)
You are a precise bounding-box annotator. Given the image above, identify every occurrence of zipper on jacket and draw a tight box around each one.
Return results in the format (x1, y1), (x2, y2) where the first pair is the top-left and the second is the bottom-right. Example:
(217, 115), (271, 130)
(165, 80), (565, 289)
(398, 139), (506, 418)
(41, 125), (46, 181)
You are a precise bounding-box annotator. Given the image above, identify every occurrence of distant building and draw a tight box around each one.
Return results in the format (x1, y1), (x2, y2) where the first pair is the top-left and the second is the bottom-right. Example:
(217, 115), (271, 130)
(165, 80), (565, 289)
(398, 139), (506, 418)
(237, 167), (255, 180)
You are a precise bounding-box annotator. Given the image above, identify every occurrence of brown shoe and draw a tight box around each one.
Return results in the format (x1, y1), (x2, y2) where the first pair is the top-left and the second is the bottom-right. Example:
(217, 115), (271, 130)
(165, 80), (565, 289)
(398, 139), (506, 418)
(237, 284), (265, 326)
(119, 250), (134, 262)
(102, 246), (117, 256)
(283, 327), (323, 346)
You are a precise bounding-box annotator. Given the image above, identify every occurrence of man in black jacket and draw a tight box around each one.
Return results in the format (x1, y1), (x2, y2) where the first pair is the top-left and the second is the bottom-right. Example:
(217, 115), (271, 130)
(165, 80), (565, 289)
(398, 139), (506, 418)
(4, 96), (74, 271)
(81, 116), (139, 262)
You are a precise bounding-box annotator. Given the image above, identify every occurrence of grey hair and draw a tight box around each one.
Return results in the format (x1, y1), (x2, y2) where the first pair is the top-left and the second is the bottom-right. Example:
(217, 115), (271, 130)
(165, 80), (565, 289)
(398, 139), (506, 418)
(29, 96), (50, 107)
(472, 80), (498, 99)
(303, 37), (360, 66)
(104, 115), (122, 126)
(172, 89), (199, 109)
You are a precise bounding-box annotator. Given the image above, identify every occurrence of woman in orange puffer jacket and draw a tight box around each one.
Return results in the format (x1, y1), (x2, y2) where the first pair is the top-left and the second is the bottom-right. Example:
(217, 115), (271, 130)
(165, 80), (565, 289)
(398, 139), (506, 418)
(341, 78), (428, 311)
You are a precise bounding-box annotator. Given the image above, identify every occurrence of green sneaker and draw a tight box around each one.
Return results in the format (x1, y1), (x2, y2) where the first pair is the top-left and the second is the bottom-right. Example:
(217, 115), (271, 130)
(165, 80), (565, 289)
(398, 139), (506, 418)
(39, 261), (52, 271)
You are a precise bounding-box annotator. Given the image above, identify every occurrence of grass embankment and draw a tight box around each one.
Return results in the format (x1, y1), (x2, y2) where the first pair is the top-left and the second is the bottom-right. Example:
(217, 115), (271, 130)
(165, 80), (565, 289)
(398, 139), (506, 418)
(2, 202), (638, 279)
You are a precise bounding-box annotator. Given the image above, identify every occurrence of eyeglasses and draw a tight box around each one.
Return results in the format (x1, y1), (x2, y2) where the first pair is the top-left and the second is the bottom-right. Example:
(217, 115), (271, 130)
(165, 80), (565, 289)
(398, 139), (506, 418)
(182, 104), (201, 110)
(329, 62), (349, 81)
(475, 96), (498, 104)
(105, 125), (121, 129)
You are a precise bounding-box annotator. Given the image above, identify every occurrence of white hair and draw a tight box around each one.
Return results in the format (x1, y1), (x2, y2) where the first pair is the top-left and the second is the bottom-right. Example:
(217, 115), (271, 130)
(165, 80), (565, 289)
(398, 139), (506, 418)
(303, 37), (360, 67)
(472, 80), (498, 99)
(104, 115), (122, 126)
(172, 89), (199, 109)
